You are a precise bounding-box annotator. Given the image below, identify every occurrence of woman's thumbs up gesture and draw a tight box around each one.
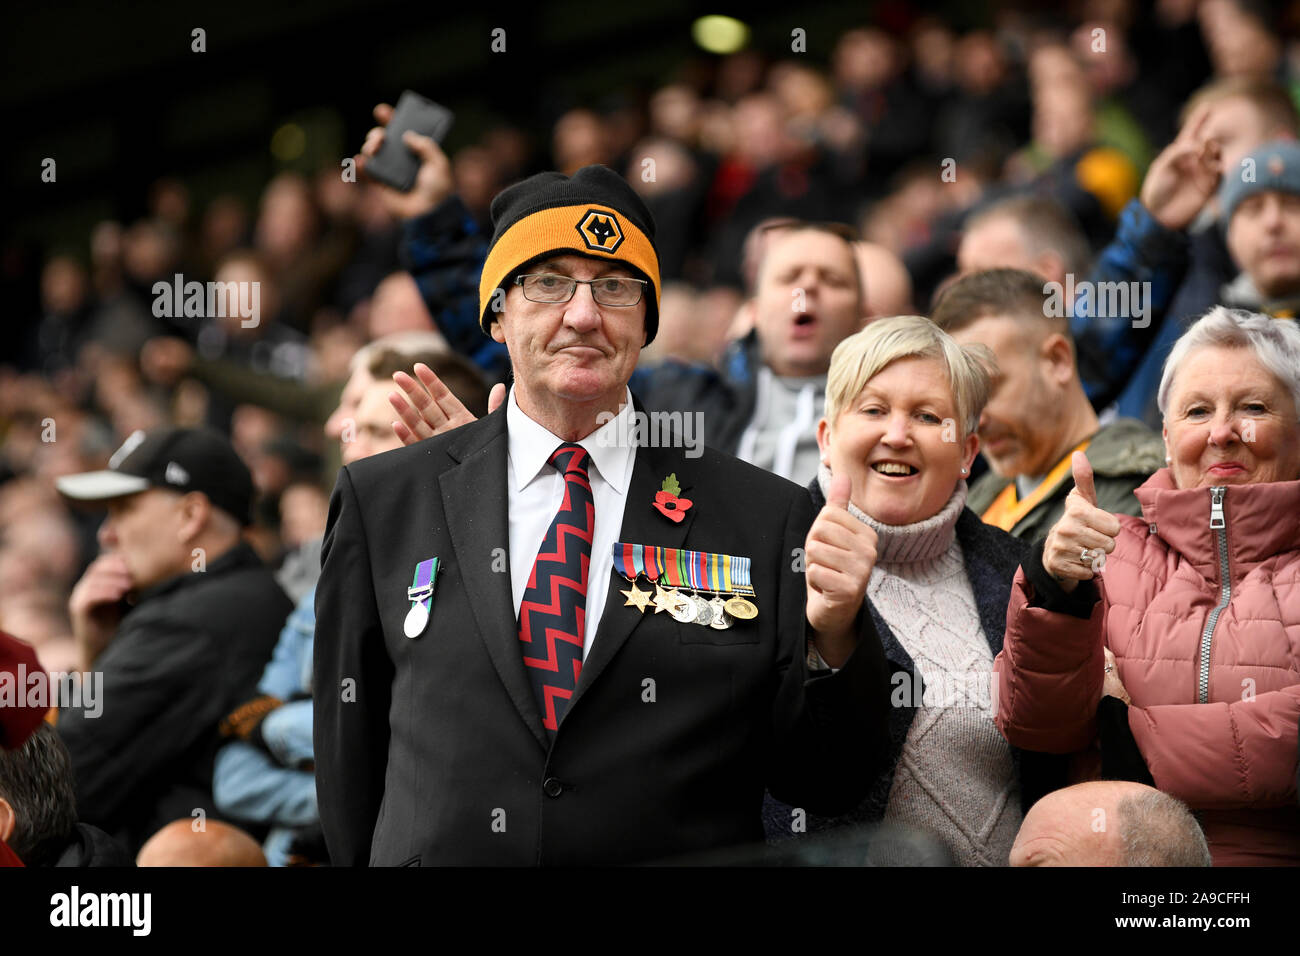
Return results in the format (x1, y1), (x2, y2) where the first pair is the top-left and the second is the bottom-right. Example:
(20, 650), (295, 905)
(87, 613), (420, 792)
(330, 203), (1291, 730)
(806, 473), (877, 666)
(1041, 452), (1122, 593)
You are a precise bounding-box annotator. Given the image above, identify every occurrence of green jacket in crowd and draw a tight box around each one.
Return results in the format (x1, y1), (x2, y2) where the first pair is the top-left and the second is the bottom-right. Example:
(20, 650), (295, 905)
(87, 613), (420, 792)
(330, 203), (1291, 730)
(967, 417), (1166, 543)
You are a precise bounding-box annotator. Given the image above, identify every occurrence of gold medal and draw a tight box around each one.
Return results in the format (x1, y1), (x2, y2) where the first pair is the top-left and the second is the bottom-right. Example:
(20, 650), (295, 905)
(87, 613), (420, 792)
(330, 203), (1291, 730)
(724, 596), (757, 619)
(621, 580), (653, 613)
(653, 584), (683, 615)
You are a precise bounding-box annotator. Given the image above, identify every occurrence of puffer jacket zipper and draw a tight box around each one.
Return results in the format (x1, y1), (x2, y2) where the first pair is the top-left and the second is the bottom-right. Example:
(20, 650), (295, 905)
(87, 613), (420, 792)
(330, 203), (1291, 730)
(1198, 486), (1230, 703)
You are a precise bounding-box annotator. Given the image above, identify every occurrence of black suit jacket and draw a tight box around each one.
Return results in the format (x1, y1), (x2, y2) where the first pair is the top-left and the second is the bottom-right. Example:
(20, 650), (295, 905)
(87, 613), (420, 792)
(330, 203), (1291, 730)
(314, 400), (890, 865)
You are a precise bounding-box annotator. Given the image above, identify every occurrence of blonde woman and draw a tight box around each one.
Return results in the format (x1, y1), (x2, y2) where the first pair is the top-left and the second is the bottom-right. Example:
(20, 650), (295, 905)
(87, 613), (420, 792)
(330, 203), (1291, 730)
(766, 315), (1066, 866)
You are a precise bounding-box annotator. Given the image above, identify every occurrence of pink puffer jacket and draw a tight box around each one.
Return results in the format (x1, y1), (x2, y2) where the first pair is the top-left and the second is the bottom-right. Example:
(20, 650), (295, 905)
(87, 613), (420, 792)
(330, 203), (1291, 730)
(995, 468), (1300, 866)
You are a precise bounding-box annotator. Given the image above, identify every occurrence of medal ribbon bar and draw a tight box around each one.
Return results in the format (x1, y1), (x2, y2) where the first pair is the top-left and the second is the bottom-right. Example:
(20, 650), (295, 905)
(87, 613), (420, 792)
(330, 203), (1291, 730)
(612, 543), (755, 596)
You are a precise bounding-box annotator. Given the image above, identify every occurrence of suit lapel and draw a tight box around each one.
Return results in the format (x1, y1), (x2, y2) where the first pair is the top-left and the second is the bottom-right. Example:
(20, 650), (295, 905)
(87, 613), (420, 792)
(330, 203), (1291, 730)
(440, 406), (549, 751)
(567, 433), (696, 714)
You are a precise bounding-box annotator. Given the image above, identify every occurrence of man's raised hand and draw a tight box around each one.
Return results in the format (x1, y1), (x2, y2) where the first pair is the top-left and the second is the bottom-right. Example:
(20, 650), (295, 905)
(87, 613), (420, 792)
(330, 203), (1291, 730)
(1041, 451), (1122, 592)
(68, 553), (132, 669)
(389, 362), (506, 444)
(356, 103), (455, 220)
(1140, 102), (1223, 232)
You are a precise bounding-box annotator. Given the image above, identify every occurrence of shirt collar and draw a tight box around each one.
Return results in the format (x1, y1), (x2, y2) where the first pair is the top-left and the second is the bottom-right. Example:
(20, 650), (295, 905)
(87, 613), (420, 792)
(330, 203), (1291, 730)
(506, 386), (635, 494)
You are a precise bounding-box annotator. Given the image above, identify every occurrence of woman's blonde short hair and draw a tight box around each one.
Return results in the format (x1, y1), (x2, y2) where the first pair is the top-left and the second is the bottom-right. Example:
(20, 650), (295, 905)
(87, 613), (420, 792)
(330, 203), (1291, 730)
(824, 315), (995, 439)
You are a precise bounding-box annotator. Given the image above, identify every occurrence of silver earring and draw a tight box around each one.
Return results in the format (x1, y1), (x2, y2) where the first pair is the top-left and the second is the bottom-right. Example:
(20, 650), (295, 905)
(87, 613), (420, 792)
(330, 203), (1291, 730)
(1165, 455), (1171, 466)
(960, 466), (968, 475)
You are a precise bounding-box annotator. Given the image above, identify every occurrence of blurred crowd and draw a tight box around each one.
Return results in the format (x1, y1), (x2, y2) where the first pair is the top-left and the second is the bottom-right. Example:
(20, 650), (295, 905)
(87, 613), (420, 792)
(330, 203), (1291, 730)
(4, 0), (1300, 866)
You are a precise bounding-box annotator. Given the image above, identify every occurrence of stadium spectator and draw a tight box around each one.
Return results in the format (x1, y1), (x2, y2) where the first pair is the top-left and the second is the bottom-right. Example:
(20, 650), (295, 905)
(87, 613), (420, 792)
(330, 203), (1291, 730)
(933, 269), (1164, 540)
(356, 102), (510, 383)
(956, 195), (1092, 289)
(1010, 781), (1212, 866)
(1070, 78), (1299, 426)
(212, 345), (485, 865)
(19, 1), (1300, 872)
(853, 240), (914, 317)
(0, 724), (133, 867)
(52, 427), (292, 853)
(638, 222), (867, 484)
(762, 316), (1065, 865)
(136, 818), (267, 867)
(996, 307), (1300, 865)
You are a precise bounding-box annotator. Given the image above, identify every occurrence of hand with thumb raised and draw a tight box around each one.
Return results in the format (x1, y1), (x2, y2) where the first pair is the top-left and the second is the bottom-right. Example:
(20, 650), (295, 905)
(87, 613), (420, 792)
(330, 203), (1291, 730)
(827, 473), (851, 510)
(1041, 451), (1122, 591)
(1072, 451), (1098, 507)
(804, 472), (877, 665)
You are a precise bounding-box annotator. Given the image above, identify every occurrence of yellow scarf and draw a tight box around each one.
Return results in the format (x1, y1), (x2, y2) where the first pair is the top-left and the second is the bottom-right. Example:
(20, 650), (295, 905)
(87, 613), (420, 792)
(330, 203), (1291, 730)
(981, 438), (1092, 532)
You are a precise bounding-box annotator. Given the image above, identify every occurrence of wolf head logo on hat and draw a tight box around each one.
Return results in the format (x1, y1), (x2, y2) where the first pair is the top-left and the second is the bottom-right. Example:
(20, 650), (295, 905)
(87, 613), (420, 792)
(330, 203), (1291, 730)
(477, 164), (662, 343)
(576, 209), (624, 253)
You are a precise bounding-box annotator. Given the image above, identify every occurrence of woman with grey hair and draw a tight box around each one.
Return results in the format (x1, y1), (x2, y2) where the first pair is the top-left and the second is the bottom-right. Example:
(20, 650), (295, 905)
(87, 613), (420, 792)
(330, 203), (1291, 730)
(996, 306), (1300, 865)
(764, 314), (1067, 866)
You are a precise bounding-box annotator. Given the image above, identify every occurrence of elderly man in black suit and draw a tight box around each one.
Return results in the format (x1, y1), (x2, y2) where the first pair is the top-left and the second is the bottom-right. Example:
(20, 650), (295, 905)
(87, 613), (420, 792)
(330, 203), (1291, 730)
(314, 165), (890, 866)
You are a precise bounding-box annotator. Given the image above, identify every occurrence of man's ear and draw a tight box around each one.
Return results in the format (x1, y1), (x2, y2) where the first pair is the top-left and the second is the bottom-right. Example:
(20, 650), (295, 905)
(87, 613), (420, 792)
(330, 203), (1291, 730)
(490, 319), (506, 345)
(1041, 332), (1076, 387)
(177, 492), (212, 543)
(0, 796), (15, 844)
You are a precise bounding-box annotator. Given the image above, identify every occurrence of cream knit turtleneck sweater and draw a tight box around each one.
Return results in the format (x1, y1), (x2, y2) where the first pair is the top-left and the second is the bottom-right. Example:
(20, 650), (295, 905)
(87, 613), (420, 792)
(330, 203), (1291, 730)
(818, 464), (1021, 867)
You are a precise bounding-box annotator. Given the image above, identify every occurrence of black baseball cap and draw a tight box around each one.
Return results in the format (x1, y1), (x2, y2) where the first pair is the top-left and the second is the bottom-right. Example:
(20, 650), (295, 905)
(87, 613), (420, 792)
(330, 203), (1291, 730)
(55, 426), (254, 526)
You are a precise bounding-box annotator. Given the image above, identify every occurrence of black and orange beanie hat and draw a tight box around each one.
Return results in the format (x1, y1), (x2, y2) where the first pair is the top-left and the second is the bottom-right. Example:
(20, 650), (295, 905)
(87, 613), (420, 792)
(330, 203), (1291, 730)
(477, 164), (661, 344)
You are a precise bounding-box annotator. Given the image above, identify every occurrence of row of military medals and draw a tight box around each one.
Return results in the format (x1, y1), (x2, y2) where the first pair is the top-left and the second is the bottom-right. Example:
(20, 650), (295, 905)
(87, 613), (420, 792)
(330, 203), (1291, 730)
(613, 543), (757, 629)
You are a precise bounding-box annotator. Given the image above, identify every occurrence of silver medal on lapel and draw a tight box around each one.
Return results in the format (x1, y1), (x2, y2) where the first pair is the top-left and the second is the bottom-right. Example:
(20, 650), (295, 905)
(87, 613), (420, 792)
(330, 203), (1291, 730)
(403, 557), (440, 639)
(403, 602), (430, 638)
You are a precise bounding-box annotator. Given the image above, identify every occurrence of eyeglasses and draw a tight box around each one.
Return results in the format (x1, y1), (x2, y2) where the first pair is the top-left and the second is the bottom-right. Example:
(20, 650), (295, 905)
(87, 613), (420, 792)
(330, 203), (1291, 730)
(515, 273), (647, 307)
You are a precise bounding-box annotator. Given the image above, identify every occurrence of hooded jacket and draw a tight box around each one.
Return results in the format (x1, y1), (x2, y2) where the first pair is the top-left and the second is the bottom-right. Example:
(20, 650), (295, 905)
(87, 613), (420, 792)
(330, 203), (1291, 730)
(995, 468), (1300, 865)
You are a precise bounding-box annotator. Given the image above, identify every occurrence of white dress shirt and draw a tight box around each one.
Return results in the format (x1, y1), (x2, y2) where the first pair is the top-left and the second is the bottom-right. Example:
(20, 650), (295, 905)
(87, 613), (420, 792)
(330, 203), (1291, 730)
(505, 386), (637, 659)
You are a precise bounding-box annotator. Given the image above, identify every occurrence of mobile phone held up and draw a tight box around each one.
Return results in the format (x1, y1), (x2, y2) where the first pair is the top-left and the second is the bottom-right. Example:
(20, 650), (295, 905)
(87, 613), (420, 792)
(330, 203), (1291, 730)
(364, 90), (455, 193)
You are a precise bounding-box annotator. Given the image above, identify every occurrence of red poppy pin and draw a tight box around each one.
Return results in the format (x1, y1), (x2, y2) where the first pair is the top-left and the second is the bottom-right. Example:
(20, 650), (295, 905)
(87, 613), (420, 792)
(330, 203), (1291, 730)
(653, 473), (693, 523)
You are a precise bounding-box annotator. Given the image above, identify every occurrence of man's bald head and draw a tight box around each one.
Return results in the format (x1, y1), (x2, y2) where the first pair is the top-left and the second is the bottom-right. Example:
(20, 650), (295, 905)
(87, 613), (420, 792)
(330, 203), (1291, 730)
(1010, 782), (1211, 867)
(852, 241), (913, 317)
(136, 819), (267, 867)
(957, 196), (1090, 288)
(369, 271), (436, 338)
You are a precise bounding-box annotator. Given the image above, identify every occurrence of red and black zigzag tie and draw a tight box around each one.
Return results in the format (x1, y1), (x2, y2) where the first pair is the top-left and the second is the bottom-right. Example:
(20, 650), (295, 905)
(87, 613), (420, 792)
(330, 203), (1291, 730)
(518, 442), (594, 736)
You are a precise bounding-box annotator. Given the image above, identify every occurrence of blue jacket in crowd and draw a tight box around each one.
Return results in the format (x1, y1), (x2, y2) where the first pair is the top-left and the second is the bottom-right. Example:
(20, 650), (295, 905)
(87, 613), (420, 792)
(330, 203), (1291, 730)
(212, 587), (317, 866)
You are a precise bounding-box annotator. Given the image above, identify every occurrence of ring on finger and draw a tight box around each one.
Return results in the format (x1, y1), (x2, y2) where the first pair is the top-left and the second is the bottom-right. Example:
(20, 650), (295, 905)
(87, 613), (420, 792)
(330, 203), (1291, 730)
(1079, 547), (1092, 565)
